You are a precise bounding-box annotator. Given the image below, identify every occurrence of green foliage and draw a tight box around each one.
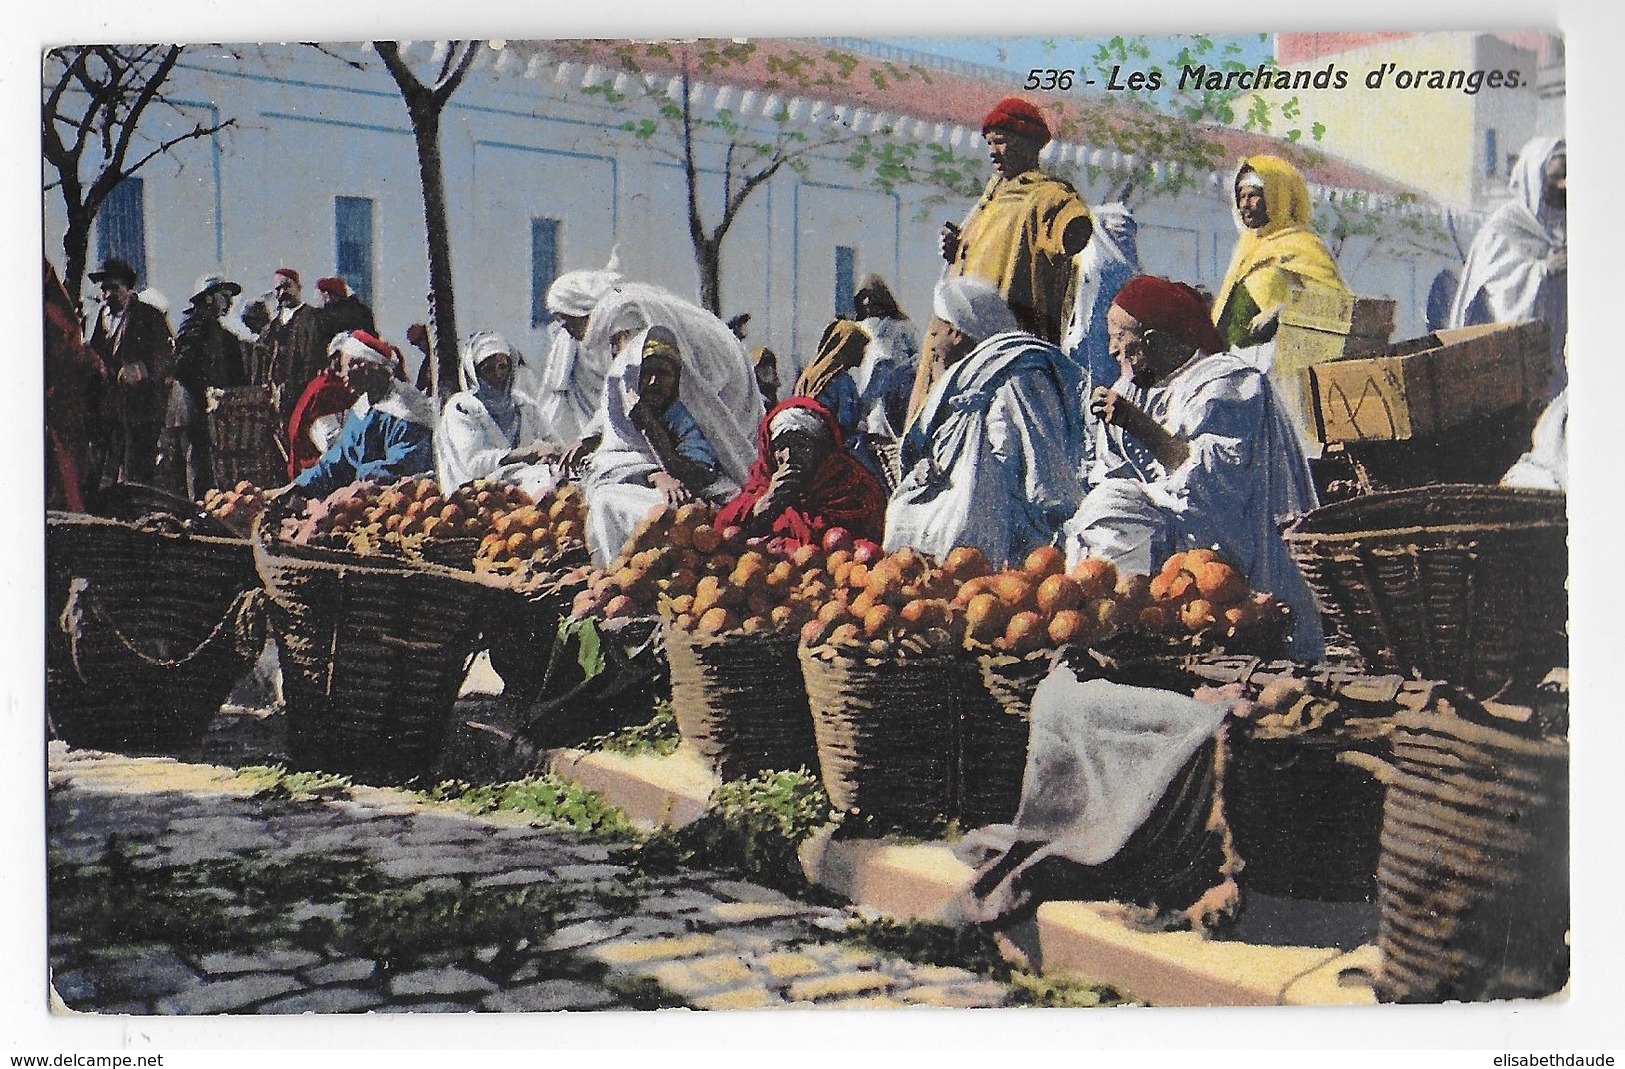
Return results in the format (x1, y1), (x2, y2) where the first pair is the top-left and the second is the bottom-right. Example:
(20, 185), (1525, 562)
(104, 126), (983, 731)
(586, 702), (680, 758)
(235, 764), (352, 800)
(313, 880), (575, 970)
(820, 915), (1136, 1007)
(424, 775), (640, 842)
(635, 768), (837, 892)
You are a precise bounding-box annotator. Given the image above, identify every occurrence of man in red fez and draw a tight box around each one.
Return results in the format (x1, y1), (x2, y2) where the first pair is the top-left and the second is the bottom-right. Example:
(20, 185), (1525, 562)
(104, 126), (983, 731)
(1067, 274), (1325, 660)
(910, 95), (1094, 422)
(314, 275), (377, 346)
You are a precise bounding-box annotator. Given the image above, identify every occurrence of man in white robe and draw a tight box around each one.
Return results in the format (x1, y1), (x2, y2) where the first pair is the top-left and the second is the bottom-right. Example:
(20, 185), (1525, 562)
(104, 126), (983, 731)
(434, 331), (554, 495)
(1449, 136), (1566, 392)
(1064, 275), (1324, 660)
(884, 276), (1084, 568)
(531, 249), (623, 444)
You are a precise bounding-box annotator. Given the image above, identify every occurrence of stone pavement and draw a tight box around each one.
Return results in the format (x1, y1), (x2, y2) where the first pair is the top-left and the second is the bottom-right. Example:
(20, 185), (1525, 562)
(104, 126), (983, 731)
(46, 741), (1019, 1015)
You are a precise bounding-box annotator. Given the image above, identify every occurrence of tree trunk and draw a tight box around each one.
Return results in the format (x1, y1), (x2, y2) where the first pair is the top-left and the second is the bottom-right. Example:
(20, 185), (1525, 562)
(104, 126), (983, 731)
(61, 213), (93, 317)
(697, 236), (722, 317)
(408, 106), (460, 407)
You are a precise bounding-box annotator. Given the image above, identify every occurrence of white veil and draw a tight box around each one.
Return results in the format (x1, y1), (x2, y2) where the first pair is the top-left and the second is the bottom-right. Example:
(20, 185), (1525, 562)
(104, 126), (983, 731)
(579, 283), (762, 484)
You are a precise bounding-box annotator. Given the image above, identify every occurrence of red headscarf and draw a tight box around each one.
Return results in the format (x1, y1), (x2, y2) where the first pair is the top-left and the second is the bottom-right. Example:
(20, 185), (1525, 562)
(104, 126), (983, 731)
(982, 96), (1051, 147)
(1111, 275), (1227, 356)
(716, 397), (887, 547)
(286, 370), (356, 477)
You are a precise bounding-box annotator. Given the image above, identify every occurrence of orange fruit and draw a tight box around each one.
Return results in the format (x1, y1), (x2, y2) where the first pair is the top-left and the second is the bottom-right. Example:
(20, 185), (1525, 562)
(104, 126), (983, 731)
(1023, 545), (1066, 578)
(1047, 609), (1092, 647)
(1004, 611), (1046, 654)
(1070, 557), (1119, 600)
(943, 545), (992, 582)
(862, 604), (896, 639)
(1180, 598), (1218, 633)
(964, 593), (1009, 646)
(1036, 574), (1085, 615)
(698, 607), (735, 634)
(1193, 560), (1247, 605)
(993, 573), (1034, 610)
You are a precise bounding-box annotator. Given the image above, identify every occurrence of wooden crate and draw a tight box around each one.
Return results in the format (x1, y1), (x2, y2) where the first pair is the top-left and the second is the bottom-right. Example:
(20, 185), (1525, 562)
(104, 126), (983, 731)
(1273, 290), (1396, 442)
(1306, 320), (1550, 444)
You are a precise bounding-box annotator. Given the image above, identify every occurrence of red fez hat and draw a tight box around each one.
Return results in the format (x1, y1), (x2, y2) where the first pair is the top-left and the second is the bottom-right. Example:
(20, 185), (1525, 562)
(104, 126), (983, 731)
(274, 267), (301, 286)
(982, 96), (1051, 146)
(1112, 276), (1226, 356)
(315, 276), (347, 297)
(350, 329), (393, 359)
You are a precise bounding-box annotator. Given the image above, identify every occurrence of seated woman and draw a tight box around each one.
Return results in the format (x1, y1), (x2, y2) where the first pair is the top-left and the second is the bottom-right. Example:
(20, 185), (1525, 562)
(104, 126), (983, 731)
(291, 330), (435, 498)
(577, 326), (733, 565)
(792, 319), (901, 484)
(716, 398), (887, 547)
(286, 332), (357, 479)
(434, 330), (556, 494)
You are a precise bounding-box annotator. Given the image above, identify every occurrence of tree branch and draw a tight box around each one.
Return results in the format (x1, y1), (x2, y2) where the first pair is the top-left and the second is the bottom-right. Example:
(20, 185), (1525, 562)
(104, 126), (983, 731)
(432, 42), (481, 107)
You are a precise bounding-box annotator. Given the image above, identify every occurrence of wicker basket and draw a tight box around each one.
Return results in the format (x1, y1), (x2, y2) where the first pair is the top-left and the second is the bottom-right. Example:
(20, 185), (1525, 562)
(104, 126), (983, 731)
(1346, 709), (1568, 1003)
(665, 625), (818, 780)
(798, 641), (958, 833)
(252, 506), (490, 783)
(45, 511), (263, 751)
(206, 385), (287, 489)
(956, 647), (1053, 828)
(1284, 485), (1567, 695)
(1223, 717), (1388, 901)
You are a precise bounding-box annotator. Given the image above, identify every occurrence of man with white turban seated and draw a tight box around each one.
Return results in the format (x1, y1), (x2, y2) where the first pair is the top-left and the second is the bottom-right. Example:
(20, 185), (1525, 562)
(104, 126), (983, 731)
(1064, 275), (1324, 660)
(434, 330), (555, 494)
(291, 329), (436, 499)
(884, 274), (1085, 568)
(531, 248), (623, 444)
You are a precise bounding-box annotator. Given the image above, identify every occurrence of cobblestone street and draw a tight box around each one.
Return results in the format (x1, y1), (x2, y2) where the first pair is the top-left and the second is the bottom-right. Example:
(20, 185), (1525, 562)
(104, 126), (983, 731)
(46, 740), (1021, 1015)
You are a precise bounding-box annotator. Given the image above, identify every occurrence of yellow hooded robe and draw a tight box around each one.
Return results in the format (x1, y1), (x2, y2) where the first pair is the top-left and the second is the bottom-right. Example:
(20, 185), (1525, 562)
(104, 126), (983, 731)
(1213, 156), (1347, 349)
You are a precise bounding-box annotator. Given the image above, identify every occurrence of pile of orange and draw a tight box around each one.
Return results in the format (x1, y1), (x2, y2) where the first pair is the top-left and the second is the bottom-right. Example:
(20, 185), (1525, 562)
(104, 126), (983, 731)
(201, 480), (265, 534)
(471, 484), (587, 588)
(953, 546), (1133, 656)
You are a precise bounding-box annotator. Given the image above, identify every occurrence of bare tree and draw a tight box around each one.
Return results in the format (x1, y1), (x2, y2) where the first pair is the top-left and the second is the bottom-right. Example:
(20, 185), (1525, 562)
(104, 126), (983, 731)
(372, 40), (481, 405)
(574, 41), (965, 316)
(43, 45), (235, 308)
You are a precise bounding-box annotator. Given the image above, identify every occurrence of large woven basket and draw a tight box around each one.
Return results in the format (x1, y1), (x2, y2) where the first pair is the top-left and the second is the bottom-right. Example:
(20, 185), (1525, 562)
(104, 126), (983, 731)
(1347, 709), (1568, 1003)
(1223, 717), (1387, 901)
(665, 625), (818, 781)
(1284, 485), (1566, 695)
(45, 511), (262, 751)
(206, 385), (286, 489)
(956, 647), (1053, 829)
(797, 642), (958, 834)
(252, 506), (489, 783)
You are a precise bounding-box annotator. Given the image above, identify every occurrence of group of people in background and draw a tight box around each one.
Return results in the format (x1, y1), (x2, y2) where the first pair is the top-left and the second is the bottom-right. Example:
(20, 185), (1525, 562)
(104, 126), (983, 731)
(46, 94), (1567, 668)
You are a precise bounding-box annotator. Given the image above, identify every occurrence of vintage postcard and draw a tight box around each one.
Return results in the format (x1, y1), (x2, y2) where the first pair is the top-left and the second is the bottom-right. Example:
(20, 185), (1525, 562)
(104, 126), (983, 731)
(32, 20), (1585, 1047)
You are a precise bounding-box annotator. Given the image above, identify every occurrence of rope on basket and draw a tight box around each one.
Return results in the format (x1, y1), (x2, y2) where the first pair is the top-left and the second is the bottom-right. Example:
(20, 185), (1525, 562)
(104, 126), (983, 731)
(59, 578), (263, 676)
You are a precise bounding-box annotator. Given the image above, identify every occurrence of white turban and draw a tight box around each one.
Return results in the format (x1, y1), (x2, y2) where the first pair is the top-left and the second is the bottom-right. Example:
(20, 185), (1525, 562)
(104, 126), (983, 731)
(933, 275), (1020, 342)
(545, 246), (624, 317)
(768, 405), (829, 442)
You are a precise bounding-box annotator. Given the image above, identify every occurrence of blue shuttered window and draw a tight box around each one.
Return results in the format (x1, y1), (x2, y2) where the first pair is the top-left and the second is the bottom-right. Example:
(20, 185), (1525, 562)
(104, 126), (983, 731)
(334, 196), (375, 307)
(531, 218), (562, 329)
(834, 245), (857, 319)
(97, 178), (147, 286)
